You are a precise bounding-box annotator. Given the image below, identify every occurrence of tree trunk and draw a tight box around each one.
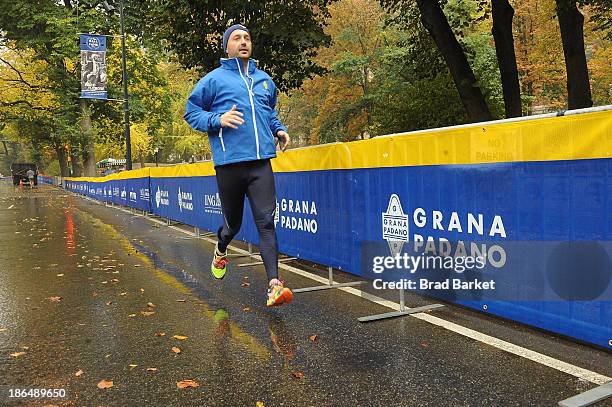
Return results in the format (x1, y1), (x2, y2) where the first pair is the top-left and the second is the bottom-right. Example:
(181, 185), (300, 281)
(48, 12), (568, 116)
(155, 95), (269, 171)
(555, 0), (592, 109)
(55, 145), (69, 177)
(415, 0), (493, 122)
(139, 154), (145, 168)
(70, 150), (82, 177)
(2, 140), (9, 155)
(80, 99), (97, 176)
(492, 0), (522, 118)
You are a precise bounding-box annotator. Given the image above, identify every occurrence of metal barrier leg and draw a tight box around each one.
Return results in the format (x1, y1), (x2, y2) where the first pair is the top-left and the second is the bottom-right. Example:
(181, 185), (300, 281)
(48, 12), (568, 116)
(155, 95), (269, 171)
(358, 288), (444, 322)
(238, 255), (297, 268)
(227, 242), (259, 258)
(293, 266), (365, 293)
(558, 382), (612, 407)
(178, 226), (201, 240)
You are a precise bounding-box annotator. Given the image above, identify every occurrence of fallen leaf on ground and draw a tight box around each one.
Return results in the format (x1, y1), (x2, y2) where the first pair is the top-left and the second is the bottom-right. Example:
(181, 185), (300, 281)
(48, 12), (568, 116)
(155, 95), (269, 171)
(241, 282), (250, 287)
(256, 402), (265, 407)
(134, 264), (141, 268)
(147, 302), (155, 308)
(128, 314), (136, 317)
(176, 379), (199, 389)
(56, 274), (64, 277)
(140, 311), (155, 316)
(154, 332), (166, 337)
(308, 335), (318, 342)
(146, 367), (158, 372)
(97, 379), (113, 389)
(0, 328), (7, 332)
(243, 307), (251, 312)
(172, 335), (188, 340)
(120, 292), (127, 296)
(420, 341), (429, 348)
(291, 371), (305, 379)
(8, 204), (14, 209)
(106, 301), (112, 306)
(140, 288), (145, 292)
(75, 369), (84, 377)
(21, 346), (29, 350)
(172, 347), (181, 354)
(129, 364), (138, 369)
(47, 296), (62, 302)
(10, 352), (26, 357)
(110, 278), (119, 283)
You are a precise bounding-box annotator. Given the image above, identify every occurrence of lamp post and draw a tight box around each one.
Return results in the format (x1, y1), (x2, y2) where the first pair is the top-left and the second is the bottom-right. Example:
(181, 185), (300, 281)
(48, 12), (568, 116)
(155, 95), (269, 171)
(118, 0), (132, 170)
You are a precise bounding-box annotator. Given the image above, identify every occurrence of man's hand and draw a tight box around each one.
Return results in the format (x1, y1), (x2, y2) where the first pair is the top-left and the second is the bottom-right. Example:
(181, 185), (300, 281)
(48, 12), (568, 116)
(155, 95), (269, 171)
(276, 130), (290, 152)
(220, 104), (244, 129)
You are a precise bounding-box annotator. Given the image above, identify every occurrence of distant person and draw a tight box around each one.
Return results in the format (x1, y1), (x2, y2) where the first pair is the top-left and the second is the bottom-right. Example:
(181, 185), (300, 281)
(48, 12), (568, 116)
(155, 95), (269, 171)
(184, 24), (292, 307)
(26, 169), (35, 188)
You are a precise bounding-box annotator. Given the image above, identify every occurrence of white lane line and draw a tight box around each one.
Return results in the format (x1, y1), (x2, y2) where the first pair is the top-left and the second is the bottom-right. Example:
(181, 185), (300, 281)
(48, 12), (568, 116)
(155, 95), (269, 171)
(79, 196), (612, 386)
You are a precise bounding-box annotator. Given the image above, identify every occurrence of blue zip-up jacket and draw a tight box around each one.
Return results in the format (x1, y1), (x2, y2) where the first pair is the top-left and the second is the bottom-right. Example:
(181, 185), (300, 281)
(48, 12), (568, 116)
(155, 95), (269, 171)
(183, 58), (287, 167)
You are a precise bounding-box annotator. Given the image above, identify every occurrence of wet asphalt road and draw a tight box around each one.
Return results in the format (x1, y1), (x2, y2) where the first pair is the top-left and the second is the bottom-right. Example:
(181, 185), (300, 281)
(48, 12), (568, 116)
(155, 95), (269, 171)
(0, 182), (610, 407)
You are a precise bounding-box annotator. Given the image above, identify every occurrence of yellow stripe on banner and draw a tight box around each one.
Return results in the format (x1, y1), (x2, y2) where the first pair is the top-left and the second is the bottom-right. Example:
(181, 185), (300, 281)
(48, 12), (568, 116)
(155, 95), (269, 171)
(66, 168), (152, 183)
(272, 109), (612, 172)
(65, 109), (612, 181)
(148, 162), (216, 178)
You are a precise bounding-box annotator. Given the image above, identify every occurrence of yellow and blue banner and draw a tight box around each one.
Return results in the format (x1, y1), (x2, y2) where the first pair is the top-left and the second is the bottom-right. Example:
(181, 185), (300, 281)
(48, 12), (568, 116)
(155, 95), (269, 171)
(64, 108), (612, 348)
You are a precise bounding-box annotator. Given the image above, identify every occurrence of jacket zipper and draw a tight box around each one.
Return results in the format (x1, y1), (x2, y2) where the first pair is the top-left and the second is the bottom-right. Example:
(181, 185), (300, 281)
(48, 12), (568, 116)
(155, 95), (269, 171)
(236, 59), (260, 160)
(219, 128), (226, 152)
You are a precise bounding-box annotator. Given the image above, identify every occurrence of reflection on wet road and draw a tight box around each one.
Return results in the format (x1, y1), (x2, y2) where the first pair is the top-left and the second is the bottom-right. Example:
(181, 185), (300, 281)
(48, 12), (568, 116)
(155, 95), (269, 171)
(0, 183), (610, 406)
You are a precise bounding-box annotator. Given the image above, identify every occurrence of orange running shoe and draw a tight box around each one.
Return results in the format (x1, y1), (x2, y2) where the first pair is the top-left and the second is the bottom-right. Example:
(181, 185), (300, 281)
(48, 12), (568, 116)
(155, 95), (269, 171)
(266, 279), (293, 307)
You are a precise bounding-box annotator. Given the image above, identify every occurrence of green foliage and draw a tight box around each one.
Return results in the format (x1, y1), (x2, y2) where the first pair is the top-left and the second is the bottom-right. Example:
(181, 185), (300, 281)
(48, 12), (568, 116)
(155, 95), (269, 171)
(462, 33), (505, 119)
(123, 0), (335, 92)
(370, 27), (468, 133)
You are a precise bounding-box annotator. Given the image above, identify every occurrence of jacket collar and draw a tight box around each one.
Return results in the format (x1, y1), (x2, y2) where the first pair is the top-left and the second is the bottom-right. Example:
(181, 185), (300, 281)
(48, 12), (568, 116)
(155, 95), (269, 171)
(220, 57), (258, 76)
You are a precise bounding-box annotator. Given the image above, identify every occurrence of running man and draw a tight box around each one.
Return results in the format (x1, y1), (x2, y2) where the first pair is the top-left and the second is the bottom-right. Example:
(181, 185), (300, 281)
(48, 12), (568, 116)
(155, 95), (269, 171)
(26, 169), (35, 188)
(184, 24), (293, 307)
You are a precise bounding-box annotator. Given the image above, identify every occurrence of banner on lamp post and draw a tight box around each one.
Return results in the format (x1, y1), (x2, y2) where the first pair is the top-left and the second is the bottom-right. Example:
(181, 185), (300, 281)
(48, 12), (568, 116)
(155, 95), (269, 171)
(80, 34), (107, 100)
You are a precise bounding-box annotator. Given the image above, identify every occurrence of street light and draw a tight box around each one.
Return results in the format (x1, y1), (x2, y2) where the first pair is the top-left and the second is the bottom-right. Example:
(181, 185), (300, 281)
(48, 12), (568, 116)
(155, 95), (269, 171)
(102, 0), (132, 170)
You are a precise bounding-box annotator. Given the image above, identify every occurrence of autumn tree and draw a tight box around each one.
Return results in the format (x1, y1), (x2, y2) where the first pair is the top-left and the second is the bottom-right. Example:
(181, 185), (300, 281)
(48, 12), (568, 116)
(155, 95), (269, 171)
(555, 0), (593, 108)
(0, 44), (77, 176)
(122, 0), (334, 92)
(382, 0), (494, 122)
(492, 0), (522, 117)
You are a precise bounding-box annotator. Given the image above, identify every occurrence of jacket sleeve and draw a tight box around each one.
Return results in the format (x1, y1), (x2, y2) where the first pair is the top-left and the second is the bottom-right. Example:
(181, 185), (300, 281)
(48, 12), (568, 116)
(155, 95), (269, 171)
(268, 79), (288, 136)
(183, 77), (222, 132)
